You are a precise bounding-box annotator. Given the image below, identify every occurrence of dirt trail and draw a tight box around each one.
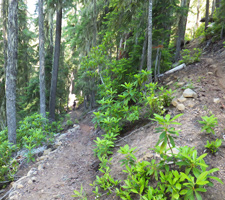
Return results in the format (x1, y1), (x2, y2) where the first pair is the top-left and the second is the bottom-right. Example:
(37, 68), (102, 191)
(4, 110), (98, 200)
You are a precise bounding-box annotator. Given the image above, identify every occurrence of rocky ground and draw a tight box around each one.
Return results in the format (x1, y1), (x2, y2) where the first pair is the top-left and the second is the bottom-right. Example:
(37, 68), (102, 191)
(2, 39), (225, 200)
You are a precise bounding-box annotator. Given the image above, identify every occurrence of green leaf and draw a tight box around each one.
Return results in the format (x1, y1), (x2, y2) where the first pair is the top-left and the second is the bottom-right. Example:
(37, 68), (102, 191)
(131, 189), (138, 194)
(208, 176), (224, 184)
(195, 191), (202, 200)
(180, 189), (188, 195)
(196, 171), (208, 183)
(196, 153), (207, 161)
(195, 188), (207, 192)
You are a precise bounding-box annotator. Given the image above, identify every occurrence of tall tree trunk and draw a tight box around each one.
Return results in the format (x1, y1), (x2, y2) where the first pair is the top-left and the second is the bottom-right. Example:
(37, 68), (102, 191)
(205, 0), (209, 30)
(196, 0), (200, 29)
(175, 0), (190, 62)
(139, 31), (147, 71)
(93, 0), (97, 47)
(0, 0), (8, 129)
(39, 0), (46, 117)
(147, 0), (152, 82)
(49, 0), (62, 122)
(6, 0), (18, 144)
(211, 0), (215, 17)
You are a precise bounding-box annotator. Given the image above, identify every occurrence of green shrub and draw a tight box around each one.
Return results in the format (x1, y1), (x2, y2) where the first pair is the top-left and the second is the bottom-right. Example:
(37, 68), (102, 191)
(66, 120), (73, 126)
(205, 139), (222, 153)
(198, 115), (218, 134)
(179, 48), (202, 65)
(75, 114), (223, 199)
(0, 113), (63, 187)
(0, 141), (18, 182)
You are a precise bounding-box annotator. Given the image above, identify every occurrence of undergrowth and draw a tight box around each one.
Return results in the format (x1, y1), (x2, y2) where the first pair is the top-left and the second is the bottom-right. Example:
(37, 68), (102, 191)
(0, 113), (63, 187)
(73, 114), (223, 200)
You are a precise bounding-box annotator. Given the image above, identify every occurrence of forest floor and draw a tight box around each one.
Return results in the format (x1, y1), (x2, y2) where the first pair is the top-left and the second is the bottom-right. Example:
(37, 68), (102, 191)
(2, 39), (225, 200)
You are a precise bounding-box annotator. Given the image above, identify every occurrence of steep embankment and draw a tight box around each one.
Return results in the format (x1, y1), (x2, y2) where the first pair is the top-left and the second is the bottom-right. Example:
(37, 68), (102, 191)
(3, 40), (225, 200)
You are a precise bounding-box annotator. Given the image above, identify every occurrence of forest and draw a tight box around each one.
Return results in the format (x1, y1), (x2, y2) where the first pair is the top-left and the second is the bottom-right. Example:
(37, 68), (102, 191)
(0, 0), (225, 199)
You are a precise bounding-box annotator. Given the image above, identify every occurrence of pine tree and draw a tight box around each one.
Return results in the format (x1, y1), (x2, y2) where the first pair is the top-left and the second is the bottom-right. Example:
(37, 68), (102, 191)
(49, 0), (62, 122)
(6, 0), (18, 144)
(39, 0), (46, 117)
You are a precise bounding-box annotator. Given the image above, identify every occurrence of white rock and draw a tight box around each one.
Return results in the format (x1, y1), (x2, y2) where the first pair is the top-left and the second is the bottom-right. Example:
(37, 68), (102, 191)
(213, 98), (221, 103)
(183, 88), (197, 98)
(177, 95), (187, 103)
(28, 179), (33, 184)
(27, 168), (37, 177)
(177, 104), (185, 111)
(166, 81), (173, 86)
(57, 133), (67, 141)
(188, 102), (195, 108)
(17, 184), (24, 189)
(176, 82), (185, 87)
(54, 141), (62, 147)
(172, 98), (178, 107)
(9, 195), (19, 200)
(207, 72), (213, 75)
(43, 148), (51, 156)
(210, 65), (217, 69)
(38, 163), (44, 171)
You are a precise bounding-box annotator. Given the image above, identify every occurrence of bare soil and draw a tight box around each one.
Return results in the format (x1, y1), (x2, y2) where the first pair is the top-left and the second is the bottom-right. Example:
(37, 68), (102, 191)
(2, 39), (225, 200)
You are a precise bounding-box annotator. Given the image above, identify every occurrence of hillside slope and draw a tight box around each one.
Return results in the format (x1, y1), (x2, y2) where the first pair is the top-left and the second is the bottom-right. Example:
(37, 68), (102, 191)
(3, 40), (225, 200)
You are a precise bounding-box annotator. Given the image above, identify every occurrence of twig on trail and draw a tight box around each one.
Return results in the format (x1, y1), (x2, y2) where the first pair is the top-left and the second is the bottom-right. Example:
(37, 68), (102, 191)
(116, 122), (155, 143)
(0, 188), (14, 200)
(87, 109), (97, 114)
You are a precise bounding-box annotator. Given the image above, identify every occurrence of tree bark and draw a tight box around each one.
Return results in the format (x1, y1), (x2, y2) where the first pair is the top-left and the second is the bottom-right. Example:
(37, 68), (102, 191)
(139, 31), (147, 71)
(39, 0), (46, 118)
(205, 0), (209, 30)
(0, 0), (8, 129)
(175, 0), (190, 62)
(196, 0), (200, 29)
(93, 0), (97, 47)
(147, 0), (152, 82)
(49, 0), (62, 122)
(6, 0), (18, 144)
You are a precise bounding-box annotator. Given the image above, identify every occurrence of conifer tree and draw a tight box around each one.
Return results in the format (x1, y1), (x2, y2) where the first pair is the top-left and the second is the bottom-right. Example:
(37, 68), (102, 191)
(6, 0), (18, 144)
(49, 0), (62, 122)
(39, 0), (46, 117)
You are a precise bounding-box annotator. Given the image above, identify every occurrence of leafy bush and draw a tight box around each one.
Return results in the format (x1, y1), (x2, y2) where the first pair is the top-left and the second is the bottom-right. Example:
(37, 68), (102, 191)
(205, 139), (222, 153)
(0, 113), (63, 187)
(74, 114), (223, 199)
(198, 115), (218, 134)
(0, 141), (18, 183)
(66, 120), (73, 126)
(179, 48), (202, 65)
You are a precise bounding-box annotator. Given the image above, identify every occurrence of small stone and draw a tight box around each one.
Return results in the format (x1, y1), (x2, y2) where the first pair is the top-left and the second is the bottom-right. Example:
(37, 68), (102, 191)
(213, 98), (221, 103)
(210, 64), (217, 69)
(207, 72), (213, 75)
(166, 81), (173, 86)
(177, 104), (185, 111)
(17, 184), (24, 189)
(188, 102), (195, 108)
(177, 95), (187, 103)
(172, 98), (178, 107)
(9, 195), (19, 200)
(31, 177), (37, 182)
(183, 88), (197, 98)
(39, 156), (46, 161)
(28, 179), (33, 184)
(57, 133), (67, 141)
(27, 168), (37, 176)
(43, 148), (51, 156)
(38, 164), (44, 171)
(176, 82), (185, 87)
(54, 141), (62, 148)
